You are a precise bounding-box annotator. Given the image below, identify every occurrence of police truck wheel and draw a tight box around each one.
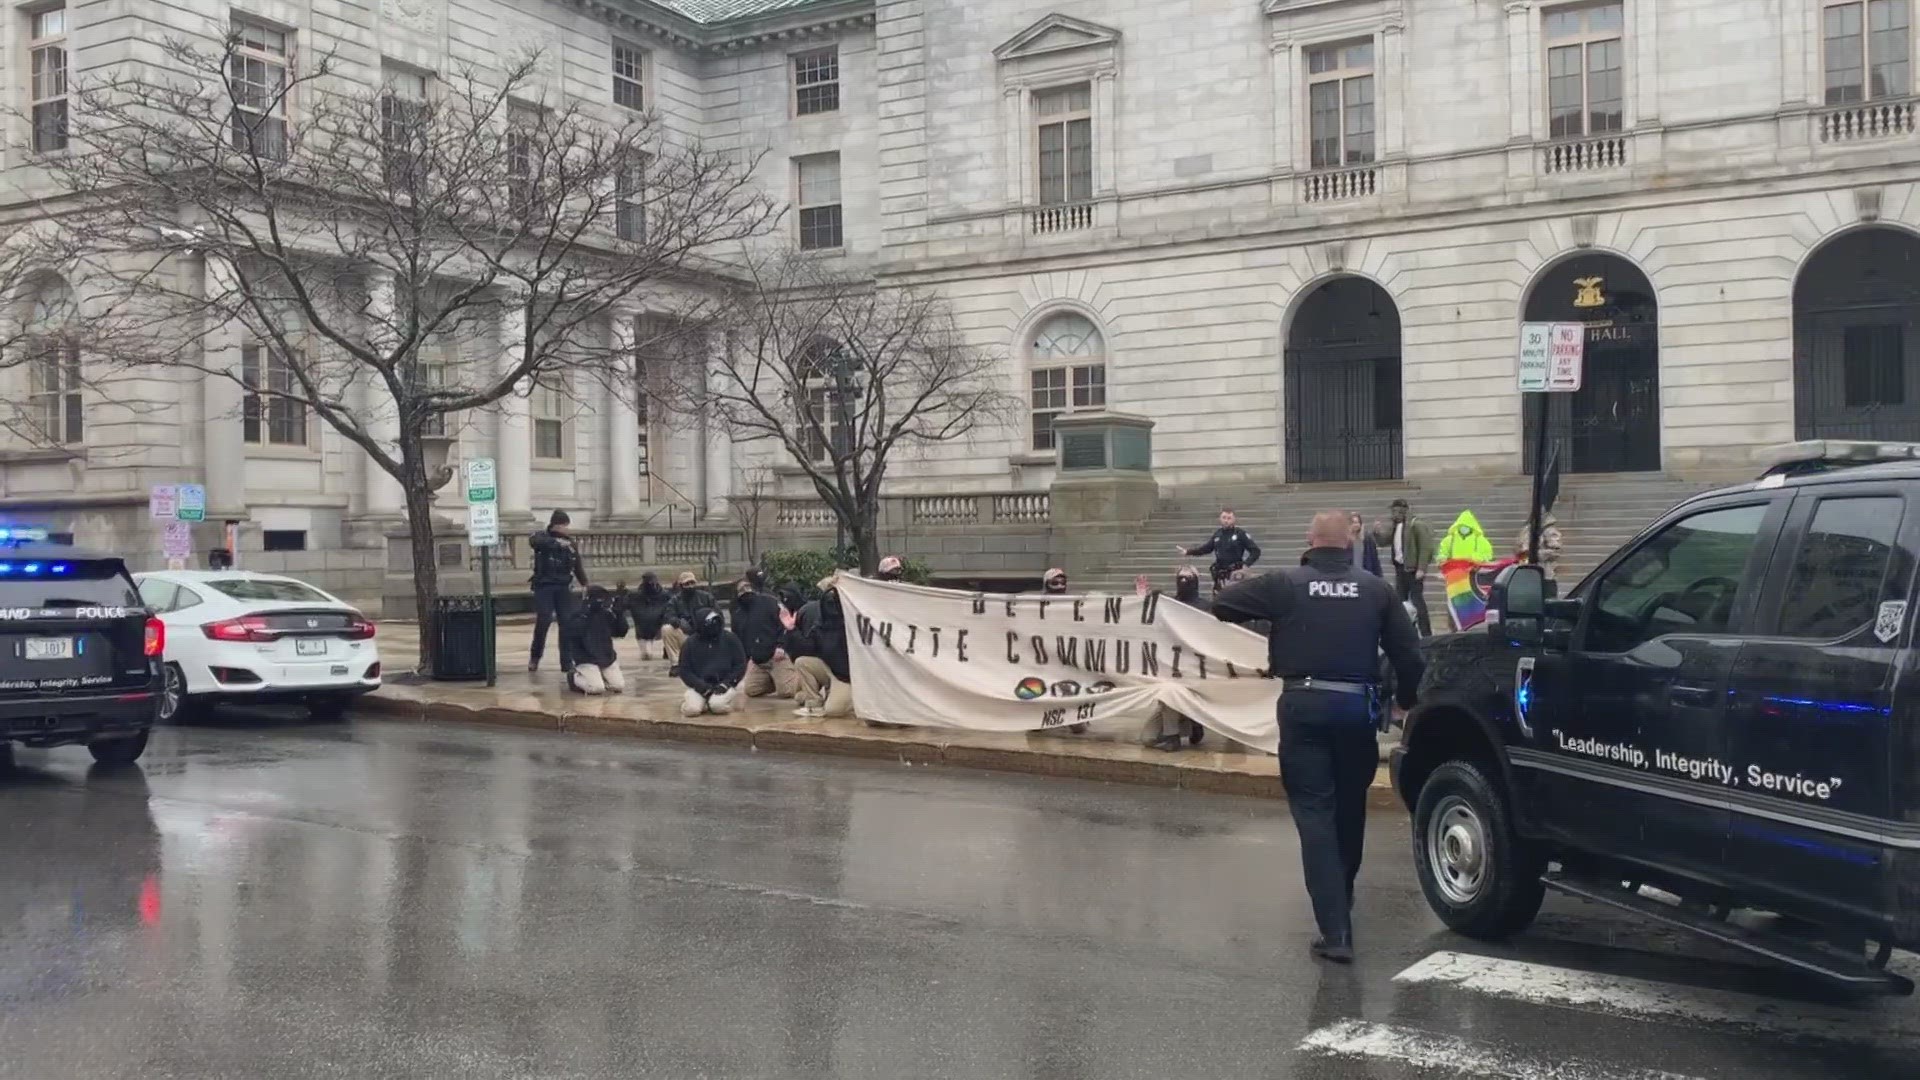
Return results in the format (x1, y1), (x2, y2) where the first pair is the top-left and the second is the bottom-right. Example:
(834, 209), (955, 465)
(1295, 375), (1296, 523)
(1413, 759), (1545, 938)
(88, 731), (150, 769)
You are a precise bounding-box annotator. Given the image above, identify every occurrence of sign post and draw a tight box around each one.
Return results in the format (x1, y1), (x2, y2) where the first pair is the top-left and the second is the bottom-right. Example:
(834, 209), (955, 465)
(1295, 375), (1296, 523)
(1520, 323), (1586, 573)
(466, 459), (499, 687)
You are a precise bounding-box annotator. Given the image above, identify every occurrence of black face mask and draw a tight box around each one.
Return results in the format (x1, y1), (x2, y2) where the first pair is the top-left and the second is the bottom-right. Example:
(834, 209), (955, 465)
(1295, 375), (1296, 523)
(697, 614), (723, 639)
(1176, 577), (1200, 601)
(1044, 582), (1067, 595)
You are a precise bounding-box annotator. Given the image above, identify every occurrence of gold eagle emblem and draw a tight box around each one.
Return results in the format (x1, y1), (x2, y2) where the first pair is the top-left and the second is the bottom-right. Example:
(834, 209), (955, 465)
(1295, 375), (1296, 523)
(1573, 277), (1606, 308)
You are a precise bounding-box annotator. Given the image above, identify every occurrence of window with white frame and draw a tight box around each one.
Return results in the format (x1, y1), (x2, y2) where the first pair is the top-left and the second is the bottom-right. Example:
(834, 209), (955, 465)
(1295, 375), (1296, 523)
(532, 376), (569, 461)
(380, 63), (429, 190)
(1306, 40), (1376, 170)
(27, 6), (67, 154)
(230, 19), (291, 159)
(613, 39), (649, 112)
(796, 339), (854, 464)
(1027, 312), (1106, 453)
(507, 102), (542, 219)
(616, 152), (647, 242)
(241, 342), (307, 447)
(28, 340), (81, 445)
(407, 338), (453, 438)
(1544, 2), (1624, 139)
(795, 152), (842, 251)
(1824, 0), (1912, 103)
(794, 47), (840, 115)
(1034, 84), (1093, 206)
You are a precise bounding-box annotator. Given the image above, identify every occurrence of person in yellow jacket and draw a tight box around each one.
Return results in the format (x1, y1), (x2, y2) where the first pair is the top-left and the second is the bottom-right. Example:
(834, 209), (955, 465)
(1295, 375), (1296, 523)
(1435, 509), (1494, 565)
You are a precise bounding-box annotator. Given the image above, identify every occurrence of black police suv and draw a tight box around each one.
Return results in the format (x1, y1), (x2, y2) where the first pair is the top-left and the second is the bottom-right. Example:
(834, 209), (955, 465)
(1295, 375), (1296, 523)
(1392, 441), (1920, 993)
(0, 538), (163, 769)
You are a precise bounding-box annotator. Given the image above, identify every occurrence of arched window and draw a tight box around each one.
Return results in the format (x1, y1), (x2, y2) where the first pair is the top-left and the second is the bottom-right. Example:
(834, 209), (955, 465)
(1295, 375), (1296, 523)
(20, 276), (82, 446)
(1027, 311), (1105, 452)
(796, 337), (854, 463)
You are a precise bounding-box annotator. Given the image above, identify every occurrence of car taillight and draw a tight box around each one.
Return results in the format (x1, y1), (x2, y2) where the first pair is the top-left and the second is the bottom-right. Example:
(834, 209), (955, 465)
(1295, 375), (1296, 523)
(345, 616), (376, 640)
(144, 617), (166, 658)
(202, 616), (272, 643)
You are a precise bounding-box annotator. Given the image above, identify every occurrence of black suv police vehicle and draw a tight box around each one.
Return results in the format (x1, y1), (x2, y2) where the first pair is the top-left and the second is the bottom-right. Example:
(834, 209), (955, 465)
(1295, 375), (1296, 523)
(1393, 442), (1920, 994)
(0, 531), (162, 770)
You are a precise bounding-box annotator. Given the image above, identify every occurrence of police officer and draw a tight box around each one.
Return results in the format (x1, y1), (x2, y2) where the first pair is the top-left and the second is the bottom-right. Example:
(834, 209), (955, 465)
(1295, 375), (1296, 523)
(528, 510), (589, 673)
(1179, 508), (1262, 594)
(1214, 510), (1423, 963)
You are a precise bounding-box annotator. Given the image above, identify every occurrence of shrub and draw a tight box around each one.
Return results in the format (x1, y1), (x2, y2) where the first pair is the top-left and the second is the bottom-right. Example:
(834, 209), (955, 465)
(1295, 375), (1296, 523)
(760, 548), (933, 598)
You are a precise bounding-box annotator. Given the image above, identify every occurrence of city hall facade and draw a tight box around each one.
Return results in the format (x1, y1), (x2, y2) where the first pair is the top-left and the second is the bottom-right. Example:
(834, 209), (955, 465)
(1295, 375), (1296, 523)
(4, 0), (1920, 600)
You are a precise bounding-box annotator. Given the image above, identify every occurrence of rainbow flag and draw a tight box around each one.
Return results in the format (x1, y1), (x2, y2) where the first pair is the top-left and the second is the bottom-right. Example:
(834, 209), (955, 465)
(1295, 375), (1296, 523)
(1442, 557), (1516, 632)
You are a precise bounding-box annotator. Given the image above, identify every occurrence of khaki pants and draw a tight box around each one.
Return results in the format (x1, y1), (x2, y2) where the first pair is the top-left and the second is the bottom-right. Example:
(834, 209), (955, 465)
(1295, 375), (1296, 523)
(1145, 704), (1196, 744)
(792, 656), (853, 717)
(681, 687), (738, 716)
(572, 662), (627, 695)
(634, 637), (664, 661)
(662, 625), (687, 662)
(743, 656), (800, 699)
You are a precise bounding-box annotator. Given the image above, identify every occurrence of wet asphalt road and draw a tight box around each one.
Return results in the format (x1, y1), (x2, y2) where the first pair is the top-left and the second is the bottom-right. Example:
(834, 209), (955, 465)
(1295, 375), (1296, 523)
(2, 717), (1919, 1079)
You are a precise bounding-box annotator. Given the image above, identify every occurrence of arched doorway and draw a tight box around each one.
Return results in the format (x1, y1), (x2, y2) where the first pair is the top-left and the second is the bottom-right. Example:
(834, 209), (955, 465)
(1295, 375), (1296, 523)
(1523, 254), (1661, 474)
(1284, 277), (1402, 483)
(1794, 228), (1920, 442)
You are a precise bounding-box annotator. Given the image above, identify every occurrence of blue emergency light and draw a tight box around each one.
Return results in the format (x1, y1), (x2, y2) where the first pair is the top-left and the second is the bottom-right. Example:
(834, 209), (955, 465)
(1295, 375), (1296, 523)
(0, 526), (51, 544)
(0, 561), (69, 576)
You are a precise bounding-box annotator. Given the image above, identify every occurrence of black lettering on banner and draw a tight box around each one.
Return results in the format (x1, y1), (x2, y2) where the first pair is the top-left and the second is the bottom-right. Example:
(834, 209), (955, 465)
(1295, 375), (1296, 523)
(1030, 635), (1050, 664)
(1083, 638), (1107, 673)
(1005, 597), (1017, 618)
(1055, 636), (1080, 669)
(956, 628), (969, 662)
(857, 616), (877, 646)
(1141, 642), (1160, 677)
(1076, 702), (1096, 721)
(1170, 645), (1184, 679)
(1103, 597), (1123, 625)
(1114, 640), (1132, 675)
(1073, 600), (1085, 623)
(1141, 592), (1160, 626)
(1197, 654), (1209, 680)
(878, 622), (895, 649)
(1042, 708), (1067, 728)
(1038, 600), (1051, 621)
(1006, 631), (1021, 664)
(972, 594), (987, 615)
(905, 625), (919, 655)
(1225, 662), (1239, 679)
(930, 627), (942, 658)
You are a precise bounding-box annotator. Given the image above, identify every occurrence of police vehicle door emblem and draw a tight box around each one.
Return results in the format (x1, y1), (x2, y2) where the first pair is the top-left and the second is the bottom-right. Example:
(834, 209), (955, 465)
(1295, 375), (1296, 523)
(1514, 656), (1536, 738)
(1875, 600), (1907, 644)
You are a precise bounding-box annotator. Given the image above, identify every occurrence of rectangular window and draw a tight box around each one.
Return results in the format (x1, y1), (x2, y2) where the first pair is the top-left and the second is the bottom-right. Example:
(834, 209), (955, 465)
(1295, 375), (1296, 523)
(1029, 368), (1067, 452)
(1776, 496), (1903, 639)
(230, 19), (290, 159)
(1034, 84), (1093, 205)
(407, 339), (452, 438)
(794, 47), (840, 115)
(507, 103), (542, 219)
(532, 377), (568, 461)
(28, 340), (81, 444)
(802, 386), (853, 463)
(28, 6), (68, 154)
(616, 152), (647, 242)
(262, 529), (307, 553)
(1825, 1), (1912, 103)
(795, 152), (843, 251)
(1544, 2), (1624, 139)
(1307, 40), (1375, 170)
(612, 40), (649, 112)
(241, 342), (307, 447)
(380, 63), (429, 190)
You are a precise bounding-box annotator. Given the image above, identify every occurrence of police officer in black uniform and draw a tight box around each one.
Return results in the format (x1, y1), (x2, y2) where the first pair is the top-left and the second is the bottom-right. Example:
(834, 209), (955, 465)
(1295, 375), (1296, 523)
(1214, 510), (1423, 962)
(528, 510), (589, 673)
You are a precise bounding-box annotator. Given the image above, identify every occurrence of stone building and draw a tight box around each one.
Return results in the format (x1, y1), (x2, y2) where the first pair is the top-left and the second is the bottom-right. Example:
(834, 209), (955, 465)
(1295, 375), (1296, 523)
(5, 0), (1920, 604)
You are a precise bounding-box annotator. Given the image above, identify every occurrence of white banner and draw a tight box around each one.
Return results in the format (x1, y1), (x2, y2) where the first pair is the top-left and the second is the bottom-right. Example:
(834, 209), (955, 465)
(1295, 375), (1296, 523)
(833, 576), (1282, 753)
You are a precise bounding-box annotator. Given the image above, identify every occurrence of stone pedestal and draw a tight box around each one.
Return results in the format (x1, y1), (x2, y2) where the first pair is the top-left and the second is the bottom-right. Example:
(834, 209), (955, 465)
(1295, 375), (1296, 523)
(1047, 412), (1159, 579)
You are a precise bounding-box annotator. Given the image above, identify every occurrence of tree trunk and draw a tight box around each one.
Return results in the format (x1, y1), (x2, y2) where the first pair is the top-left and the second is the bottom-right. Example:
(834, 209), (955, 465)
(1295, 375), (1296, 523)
(399, 447), (442, 675)
(849, 498), (881, 575)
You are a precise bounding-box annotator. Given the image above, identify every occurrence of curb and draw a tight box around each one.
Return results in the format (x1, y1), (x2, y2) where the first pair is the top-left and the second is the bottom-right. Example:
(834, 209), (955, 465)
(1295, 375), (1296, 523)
(356, 694), (1404, 809)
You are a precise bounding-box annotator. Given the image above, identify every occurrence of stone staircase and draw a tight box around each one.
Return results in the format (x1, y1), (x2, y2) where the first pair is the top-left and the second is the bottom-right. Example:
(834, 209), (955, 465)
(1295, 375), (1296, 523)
(1071, 472), (1733, 620)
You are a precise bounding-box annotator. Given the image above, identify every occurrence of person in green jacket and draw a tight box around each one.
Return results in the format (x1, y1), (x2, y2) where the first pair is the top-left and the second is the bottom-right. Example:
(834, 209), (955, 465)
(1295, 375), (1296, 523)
(1436, 509), (1494, 565)
(1388, 498), (1436, 636)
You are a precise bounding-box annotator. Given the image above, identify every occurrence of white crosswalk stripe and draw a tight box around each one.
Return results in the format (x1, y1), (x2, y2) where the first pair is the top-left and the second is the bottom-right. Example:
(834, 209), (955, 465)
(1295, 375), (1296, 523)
(1394, 950), (1920, 1048)
(1299, 1019), (1705, 1080)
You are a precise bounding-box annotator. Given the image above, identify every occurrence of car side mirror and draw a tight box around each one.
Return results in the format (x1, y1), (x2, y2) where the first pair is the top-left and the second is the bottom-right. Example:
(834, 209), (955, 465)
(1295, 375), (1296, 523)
(1488, 563), (1545, 647)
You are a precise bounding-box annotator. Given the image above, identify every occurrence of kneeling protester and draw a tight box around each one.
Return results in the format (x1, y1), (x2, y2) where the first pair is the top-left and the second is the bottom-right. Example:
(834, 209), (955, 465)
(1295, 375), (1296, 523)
(678, 609), (746, 716)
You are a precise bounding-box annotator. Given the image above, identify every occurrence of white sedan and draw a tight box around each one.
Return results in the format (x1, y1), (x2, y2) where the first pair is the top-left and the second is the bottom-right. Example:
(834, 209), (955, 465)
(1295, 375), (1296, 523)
(133, 570), (382, 722)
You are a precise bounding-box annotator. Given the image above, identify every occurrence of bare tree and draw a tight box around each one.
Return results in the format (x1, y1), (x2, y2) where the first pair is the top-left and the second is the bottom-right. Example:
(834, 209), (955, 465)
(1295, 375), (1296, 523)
(41, 34), (778, 668)
(667, 254), (1016, 574)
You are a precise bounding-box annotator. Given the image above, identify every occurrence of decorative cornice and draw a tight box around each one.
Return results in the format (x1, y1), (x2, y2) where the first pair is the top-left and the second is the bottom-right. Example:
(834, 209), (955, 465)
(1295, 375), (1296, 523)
(993, 12), (1123, 63)
(571, 0), (876, 55)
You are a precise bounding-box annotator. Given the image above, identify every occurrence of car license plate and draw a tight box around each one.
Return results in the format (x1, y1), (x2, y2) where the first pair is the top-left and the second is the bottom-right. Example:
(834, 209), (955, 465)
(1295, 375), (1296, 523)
(330, 665), (349, 676)
(24, 637), (74, 661)
(295, 639), (328, 657)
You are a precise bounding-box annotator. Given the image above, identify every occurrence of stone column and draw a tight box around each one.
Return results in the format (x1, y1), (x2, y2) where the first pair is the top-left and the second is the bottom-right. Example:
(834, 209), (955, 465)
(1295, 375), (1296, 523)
(361, 270), (405, 518)
(200, 257), (247, 519)
(496, 302), (532, 524)
(1380, 21), (1407, 159)
(1503, 1), (1538, 182)
(1094, 69), (1118, 199)
(1269, 39), (1296, 205)
(605, 313), (642, 518)
(1002, 85), (1025, 206)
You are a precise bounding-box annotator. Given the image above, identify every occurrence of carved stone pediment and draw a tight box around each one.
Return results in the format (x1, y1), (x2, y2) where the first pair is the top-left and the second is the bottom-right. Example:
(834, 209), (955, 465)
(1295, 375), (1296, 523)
(993, 13), (1121, 63)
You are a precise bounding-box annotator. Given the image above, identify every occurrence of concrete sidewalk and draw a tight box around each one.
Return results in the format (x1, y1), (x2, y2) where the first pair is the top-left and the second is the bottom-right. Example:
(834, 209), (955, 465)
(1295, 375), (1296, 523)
(367, 621), (1401, 805)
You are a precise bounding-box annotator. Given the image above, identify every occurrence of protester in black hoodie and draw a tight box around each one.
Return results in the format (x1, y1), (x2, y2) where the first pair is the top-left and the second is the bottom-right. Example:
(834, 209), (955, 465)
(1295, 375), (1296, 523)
(787, 578), (852, 719)
(1039, 569), (1088, 733)
(563, 586), (630, 695)
(678, 609), (747, 716)
(735, 570), (798, 699)
(660, 571), (717, 669)
(625, 573), (673, 662)
(1145, 567), (1207, 750)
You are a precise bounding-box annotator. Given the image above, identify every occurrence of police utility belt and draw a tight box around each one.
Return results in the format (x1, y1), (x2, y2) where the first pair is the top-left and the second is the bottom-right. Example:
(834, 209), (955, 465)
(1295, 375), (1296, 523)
(1280, 677), (1374, 696)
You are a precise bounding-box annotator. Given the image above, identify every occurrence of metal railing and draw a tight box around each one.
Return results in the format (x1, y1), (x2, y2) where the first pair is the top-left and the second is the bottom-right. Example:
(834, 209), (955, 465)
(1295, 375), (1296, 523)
(1543, 134), (1628, 175)
(1817, 97), (1917, 143)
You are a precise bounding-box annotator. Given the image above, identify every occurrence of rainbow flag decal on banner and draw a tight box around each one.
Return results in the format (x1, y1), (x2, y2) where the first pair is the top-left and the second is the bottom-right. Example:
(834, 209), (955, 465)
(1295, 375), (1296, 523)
(1442, 557), (1517, 632)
